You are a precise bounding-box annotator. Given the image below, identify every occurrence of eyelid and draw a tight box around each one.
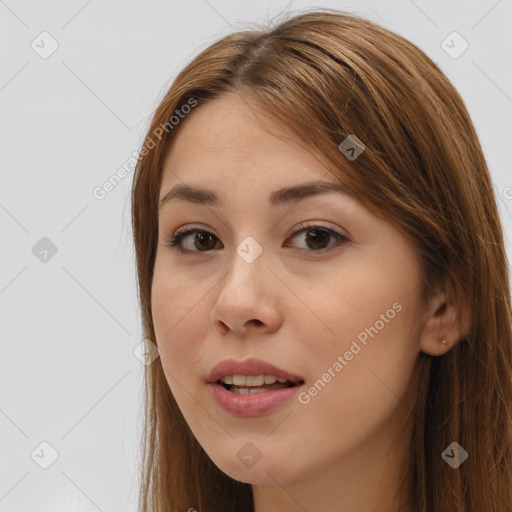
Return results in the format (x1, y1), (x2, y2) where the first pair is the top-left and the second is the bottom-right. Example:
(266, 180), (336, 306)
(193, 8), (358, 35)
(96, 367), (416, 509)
(284, 220), (347, 240)
(173, 223), (213, 238)
(171, 221), (346, 242)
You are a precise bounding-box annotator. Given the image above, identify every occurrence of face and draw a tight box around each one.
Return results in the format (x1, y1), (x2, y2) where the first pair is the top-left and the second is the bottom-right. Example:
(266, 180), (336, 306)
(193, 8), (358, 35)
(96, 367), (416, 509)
(151, 93), (426, 488)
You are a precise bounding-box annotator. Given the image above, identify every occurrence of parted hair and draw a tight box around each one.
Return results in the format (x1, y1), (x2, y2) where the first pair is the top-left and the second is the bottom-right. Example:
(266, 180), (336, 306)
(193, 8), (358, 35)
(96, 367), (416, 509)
(131, 9), (512, 511)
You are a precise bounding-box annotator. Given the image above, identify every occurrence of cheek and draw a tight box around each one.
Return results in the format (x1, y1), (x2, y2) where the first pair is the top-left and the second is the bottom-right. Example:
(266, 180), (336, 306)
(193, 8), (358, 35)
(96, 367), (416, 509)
(151, 267), (205, 382)
(151, 281), (211, 432)
(293, 254), (421, 356)
(294, 255), (424, 433)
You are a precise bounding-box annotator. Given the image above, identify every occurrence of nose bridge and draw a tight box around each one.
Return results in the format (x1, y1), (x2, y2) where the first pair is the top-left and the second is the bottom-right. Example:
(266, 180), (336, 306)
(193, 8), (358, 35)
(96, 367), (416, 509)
(222, 236), (268, 298)
(211, 236), (282, 334)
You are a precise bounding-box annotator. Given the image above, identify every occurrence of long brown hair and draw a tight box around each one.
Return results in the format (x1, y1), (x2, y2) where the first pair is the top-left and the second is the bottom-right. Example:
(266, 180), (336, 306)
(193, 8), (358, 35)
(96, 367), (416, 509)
(131, 9), (512, 511)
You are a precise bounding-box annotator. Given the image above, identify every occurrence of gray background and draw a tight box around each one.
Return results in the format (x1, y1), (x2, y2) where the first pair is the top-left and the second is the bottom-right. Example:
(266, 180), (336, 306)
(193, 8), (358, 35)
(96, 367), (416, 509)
(1, 0), (510, 510)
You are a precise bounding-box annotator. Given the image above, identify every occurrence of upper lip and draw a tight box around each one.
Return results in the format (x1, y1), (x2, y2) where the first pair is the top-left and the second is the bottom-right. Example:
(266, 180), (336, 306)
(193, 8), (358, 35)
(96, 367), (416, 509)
(207, 358), (305, 384)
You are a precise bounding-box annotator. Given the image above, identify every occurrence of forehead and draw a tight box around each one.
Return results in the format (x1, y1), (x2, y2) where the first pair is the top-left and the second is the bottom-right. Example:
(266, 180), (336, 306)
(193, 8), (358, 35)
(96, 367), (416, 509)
(160, 94), (342, 194)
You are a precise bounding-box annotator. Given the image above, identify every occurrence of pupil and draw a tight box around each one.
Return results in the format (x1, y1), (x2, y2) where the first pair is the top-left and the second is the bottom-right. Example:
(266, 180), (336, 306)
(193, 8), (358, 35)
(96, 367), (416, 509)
(195, 232), (215, 251)
(306, 229), (329, 249)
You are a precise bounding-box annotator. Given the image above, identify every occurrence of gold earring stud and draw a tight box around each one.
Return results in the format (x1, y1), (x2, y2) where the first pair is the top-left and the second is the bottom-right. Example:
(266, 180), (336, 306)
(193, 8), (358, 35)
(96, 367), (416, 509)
(441, 336), (447, 344)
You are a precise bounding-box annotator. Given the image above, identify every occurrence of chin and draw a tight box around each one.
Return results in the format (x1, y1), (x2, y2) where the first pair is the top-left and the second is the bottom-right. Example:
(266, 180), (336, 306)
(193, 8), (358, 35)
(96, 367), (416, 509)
(223, 464), (283, 485)
(207, 448), (295, 485)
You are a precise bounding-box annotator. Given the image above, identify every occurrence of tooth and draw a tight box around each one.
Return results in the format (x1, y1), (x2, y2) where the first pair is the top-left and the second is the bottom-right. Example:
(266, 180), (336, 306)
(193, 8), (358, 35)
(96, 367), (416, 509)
(246, 375), (265, 386)
(248, 387), (268, 394)
(277, 378), (288, 383)
(232, 375), (247, 386)
(264, 375), (278, 384)
(221, 376), (233, 385)
(230, 382), (290, 394)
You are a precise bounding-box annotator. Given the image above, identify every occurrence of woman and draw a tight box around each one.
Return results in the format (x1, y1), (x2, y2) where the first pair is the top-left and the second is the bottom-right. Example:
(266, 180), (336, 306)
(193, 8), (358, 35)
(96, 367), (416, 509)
(131, 9), (512, 511)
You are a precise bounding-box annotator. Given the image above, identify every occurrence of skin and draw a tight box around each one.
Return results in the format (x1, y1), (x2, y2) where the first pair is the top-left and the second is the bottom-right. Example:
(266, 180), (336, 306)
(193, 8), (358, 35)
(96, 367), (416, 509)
(151, 93), (466, 512)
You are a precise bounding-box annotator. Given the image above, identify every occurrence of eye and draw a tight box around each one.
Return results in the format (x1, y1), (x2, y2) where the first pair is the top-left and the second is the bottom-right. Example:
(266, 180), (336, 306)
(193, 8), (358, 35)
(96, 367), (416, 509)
(164, 228), (222, 253)
(163, 222), (348, 254)
(285, 222), (347, 252)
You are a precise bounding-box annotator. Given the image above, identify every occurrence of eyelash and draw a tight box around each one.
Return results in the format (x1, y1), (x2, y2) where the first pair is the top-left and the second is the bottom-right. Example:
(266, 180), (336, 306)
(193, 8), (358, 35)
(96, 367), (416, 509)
(163, 221), (348, 255)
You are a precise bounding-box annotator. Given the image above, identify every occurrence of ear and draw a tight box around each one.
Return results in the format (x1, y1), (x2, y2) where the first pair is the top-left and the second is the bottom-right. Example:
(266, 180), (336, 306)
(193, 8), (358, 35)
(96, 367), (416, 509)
(419, 282), (472, 356)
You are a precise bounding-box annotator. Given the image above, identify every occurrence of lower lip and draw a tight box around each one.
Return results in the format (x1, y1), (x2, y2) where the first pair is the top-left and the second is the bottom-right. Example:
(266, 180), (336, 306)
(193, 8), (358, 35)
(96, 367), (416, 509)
(208, 382), (304, 417)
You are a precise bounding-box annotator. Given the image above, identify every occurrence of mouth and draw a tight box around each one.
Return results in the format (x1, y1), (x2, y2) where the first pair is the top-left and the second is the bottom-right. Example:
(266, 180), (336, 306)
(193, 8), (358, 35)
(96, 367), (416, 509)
(206, 358), (305, 417)
(217, 374), (304, 395)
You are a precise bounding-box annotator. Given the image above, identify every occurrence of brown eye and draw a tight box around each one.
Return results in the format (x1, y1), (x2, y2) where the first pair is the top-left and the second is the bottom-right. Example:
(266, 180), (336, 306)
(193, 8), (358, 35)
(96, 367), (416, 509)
(165, 229), (221, 252)
(304, 228), (331, 249)
(192, 232), (218, 251)
(287, 225), (346, 251)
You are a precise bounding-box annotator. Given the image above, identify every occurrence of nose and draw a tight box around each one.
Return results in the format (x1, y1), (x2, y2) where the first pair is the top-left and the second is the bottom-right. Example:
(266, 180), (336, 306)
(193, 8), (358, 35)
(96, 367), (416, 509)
(210, 248), (283, 337)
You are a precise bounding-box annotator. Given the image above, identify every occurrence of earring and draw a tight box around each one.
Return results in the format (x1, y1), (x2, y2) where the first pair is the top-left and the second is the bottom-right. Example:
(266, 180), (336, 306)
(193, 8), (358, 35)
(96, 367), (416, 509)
(441, 335), (447, 344)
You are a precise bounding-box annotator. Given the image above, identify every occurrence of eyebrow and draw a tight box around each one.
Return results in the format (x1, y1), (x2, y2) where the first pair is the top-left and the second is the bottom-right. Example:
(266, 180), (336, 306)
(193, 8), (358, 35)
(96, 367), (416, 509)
(159, 181), (353, 210)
